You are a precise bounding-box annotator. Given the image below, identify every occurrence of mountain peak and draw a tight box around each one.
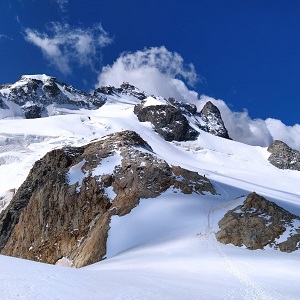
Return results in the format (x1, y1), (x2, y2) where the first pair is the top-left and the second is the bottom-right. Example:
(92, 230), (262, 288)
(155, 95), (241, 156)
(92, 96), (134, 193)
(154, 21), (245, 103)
(200, 101), (231, 139)
(0, 74), (105, 119)
(201, 101), (221, 115)
(94, 82), (147, 101)
(20, 74), (56, 82)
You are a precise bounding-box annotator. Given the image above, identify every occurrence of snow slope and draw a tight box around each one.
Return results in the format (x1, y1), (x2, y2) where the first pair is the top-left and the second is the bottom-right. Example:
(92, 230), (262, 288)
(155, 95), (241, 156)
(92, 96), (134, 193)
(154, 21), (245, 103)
(0, 99), (300, 299)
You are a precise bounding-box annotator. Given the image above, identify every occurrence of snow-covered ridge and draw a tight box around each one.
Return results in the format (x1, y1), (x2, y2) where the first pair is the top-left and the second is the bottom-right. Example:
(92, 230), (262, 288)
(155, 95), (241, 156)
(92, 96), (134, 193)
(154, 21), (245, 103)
(0, 75), (233, 145)
(0, 76), (153, 119)
(21, 74), (54, 81)
(0, 74), (55, 95)
(0, 75), (103, 119)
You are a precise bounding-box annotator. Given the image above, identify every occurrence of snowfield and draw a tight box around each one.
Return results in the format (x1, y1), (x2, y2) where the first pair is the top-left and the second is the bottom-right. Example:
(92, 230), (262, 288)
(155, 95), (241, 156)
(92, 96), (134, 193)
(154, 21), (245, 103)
(0, 100), (300, 299)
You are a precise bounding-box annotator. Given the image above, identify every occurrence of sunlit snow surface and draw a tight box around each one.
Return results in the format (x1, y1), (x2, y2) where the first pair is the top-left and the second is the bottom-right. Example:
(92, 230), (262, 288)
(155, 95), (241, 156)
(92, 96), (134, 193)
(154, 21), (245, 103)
(0, 101), (300, 299)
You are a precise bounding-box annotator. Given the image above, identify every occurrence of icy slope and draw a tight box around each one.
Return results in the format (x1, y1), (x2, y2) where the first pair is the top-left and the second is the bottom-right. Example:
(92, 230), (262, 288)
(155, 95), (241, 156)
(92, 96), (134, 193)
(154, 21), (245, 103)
(0, 98), (300, 299)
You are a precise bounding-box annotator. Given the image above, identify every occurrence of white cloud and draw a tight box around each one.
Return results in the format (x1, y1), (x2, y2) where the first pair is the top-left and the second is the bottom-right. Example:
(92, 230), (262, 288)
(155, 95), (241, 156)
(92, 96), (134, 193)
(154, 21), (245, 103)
(55, 0), (68, 11)
(96, 46), (199, 103)
(24, 22), (113, 75)
(97, 24), (113, 48)
(265, 119), (300, 150)
(0, 34), (13, 41)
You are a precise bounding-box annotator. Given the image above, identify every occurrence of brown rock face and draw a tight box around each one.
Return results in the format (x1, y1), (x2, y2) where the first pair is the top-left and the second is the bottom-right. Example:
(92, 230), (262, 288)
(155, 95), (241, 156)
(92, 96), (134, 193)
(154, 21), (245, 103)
(216, 192), (300, 252)
(0, 130), (216, 267)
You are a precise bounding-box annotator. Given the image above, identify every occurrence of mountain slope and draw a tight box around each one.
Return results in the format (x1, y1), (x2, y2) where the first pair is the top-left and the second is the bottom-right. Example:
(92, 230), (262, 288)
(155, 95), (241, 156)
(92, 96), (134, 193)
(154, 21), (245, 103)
(0, 76), (300, 299)
(0, 130), (215, 267)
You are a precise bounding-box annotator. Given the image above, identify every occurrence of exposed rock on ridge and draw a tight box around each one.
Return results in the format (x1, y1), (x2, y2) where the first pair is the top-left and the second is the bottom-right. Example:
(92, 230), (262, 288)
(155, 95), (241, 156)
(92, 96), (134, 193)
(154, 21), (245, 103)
(134, 101), (199, 142)
(94, 82), (147, 101)
(0, 130), (216, 267)
(267, 140), (300, 171)
(216, 192), (300, 252)
(199, 101), (230, 139)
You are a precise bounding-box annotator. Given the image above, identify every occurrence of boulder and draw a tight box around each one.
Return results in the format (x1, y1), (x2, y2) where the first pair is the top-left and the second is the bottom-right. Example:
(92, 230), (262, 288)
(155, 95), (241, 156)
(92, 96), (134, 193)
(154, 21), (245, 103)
(267, 140), (300, 171)
(216, 192), (300, 252)
(134, 103), (198, 141)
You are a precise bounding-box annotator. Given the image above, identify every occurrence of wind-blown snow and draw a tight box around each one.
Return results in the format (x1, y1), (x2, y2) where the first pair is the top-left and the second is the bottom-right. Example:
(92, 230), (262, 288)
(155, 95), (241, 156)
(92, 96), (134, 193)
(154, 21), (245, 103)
(0, 97), (300, 299)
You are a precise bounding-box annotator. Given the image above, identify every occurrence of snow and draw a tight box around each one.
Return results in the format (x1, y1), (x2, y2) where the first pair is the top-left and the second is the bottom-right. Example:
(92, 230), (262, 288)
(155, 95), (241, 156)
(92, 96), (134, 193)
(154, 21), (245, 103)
(0, 75), (52, 96)
(143, 96), (167, 106)
(104, 186), (116, 200)
(0, 189), (15, 211)
(106, 190), (209, 258)
(274, 219), (300, 244)
(22, 74), (53, 81)
(67, 159), (87, 192)
(91, 154), (122, 178)
(55, 257), (74, 267)
(0, 92), (300, 299)
(66, 154), (122, 194)
(0, 99), (24, 119)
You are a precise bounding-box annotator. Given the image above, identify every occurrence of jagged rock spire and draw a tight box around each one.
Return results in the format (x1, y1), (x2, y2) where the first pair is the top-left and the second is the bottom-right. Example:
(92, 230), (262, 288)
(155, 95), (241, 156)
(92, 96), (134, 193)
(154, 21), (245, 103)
(200, 101), (230, 139)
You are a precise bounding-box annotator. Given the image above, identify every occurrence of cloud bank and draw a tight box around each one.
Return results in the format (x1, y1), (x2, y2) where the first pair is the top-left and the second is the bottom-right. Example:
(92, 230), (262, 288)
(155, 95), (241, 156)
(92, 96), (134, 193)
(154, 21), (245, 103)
(97, 46), (199, 103)
(24, 22), (113, 74)
(97, 46), (300, 150)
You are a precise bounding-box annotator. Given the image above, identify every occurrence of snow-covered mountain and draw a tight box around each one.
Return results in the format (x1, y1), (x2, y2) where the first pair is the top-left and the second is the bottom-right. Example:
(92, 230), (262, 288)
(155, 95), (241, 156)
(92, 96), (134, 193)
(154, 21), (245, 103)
(0, 75), (300, 299)
(0, 75), (231, 140)
(0, 75), (99, 118)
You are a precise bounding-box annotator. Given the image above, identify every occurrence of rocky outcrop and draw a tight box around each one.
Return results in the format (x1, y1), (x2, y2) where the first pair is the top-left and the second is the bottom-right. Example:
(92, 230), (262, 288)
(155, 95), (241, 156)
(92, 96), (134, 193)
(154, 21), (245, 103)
(0, 130), (216, 267)
(94, 82), (147, 101)
(216, 192), (300, 252)
(134, 102), (199, 142)
(23, 104), (42, 119)
(267, 140), (300, 171)
(199, 101), (230, 139)
(134, 98), (231, 142)
(168, 97), (197, 114)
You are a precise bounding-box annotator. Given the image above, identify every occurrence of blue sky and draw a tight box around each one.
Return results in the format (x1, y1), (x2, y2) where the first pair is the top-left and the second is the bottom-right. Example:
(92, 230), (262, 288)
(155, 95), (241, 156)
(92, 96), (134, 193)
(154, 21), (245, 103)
(1, 0), (300, 126)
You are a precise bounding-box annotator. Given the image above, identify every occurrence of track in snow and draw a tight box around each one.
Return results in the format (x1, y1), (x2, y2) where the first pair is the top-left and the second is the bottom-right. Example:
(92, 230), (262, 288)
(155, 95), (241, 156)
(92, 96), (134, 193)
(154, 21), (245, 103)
(202, 192), (291, 300)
